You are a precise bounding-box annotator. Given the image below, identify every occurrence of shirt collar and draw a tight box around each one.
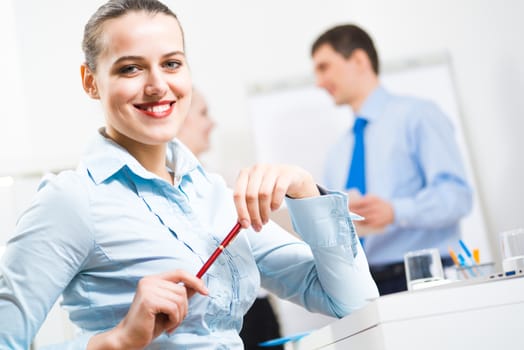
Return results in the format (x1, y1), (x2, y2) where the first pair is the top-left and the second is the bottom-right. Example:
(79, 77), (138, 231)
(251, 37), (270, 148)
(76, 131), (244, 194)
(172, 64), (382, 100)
(167, 137), (208, 182)
(82, 128), (207, 185)
(358, 85), (392, 122)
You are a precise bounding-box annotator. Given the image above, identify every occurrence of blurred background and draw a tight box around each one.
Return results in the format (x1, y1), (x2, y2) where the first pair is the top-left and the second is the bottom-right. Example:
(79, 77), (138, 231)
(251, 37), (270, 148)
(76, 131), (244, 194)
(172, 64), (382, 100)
(1, 0), (523, 346)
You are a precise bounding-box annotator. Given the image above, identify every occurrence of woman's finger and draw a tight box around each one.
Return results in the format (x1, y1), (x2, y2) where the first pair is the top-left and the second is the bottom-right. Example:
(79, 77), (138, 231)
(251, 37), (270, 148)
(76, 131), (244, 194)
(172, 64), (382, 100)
(244, 164), (265, 231)
(258, 167), (279, 224)
(158, 269), (209, 296)
(234, 167), (251, 228)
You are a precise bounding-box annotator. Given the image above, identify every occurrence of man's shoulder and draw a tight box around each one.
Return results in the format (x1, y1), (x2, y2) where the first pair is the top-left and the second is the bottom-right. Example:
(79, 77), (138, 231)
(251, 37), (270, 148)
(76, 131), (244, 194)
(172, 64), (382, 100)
(384, 91), (446, 123)
(386, 91), (439, 111)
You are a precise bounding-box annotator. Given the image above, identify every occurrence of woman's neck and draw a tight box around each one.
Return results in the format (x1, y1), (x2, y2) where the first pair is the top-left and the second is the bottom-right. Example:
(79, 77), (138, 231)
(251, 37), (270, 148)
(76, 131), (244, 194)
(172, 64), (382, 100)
(133, 146), (172, 184)
(102, 129), (173, 184)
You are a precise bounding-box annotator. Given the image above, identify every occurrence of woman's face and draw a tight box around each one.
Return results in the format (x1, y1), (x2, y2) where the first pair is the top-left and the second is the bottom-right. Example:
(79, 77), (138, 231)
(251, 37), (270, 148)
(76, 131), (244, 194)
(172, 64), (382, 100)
(177, 90), (215, 157)
(83, 11), (192, 152)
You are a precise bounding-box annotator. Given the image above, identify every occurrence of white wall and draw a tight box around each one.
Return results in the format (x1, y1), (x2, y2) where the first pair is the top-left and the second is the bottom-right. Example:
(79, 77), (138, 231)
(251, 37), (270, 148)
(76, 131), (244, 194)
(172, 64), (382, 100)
(0, 0), (31, 171)
(1, 0), (523, 338)
(5, 1), (104, 175)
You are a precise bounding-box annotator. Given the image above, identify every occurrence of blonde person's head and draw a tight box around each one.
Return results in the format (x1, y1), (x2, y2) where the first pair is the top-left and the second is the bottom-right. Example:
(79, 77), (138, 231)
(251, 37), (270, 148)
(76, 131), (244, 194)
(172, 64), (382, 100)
(177, 89), (215, 157)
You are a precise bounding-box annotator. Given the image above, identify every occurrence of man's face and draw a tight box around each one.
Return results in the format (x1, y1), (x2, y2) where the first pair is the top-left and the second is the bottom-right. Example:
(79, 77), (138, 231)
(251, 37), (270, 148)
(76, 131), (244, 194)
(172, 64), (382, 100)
(312, 44), (361, 106)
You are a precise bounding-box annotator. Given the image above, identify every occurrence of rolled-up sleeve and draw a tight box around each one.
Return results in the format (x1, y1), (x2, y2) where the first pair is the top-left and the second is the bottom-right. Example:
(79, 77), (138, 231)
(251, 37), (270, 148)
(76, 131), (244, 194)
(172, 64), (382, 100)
(252, 190), (378, 318)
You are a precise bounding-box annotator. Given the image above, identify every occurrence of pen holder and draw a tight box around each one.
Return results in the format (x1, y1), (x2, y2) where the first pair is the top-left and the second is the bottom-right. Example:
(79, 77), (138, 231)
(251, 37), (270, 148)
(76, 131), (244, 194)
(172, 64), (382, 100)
(453, 262), (496, 280)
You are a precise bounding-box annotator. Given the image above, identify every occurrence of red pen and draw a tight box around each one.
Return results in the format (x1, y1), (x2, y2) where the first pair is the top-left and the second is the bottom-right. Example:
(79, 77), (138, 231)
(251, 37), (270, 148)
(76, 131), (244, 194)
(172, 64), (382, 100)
(196, 222), (242, 278)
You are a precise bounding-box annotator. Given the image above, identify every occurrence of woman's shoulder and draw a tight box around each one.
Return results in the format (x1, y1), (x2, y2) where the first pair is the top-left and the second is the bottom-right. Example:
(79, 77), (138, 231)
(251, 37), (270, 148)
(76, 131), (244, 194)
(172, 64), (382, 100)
(13, 168), (96, 251)
(31, 169), (95, 224)
(37, 168), (90, 199)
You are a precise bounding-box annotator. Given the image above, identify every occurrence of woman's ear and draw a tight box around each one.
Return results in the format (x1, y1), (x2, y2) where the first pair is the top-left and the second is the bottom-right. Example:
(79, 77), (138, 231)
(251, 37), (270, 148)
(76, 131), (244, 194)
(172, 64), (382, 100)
(80, 64), (100, 99)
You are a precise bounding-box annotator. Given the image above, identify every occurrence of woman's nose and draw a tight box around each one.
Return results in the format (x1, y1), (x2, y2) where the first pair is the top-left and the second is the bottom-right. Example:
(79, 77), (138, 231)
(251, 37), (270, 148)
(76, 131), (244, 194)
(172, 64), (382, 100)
(144, 71), (168, 97)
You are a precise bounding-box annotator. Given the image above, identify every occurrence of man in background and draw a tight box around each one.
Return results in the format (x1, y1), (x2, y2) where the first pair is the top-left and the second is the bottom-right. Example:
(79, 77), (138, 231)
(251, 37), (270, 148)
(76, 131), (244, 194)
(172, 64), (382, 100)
(311, 24), (472, 294)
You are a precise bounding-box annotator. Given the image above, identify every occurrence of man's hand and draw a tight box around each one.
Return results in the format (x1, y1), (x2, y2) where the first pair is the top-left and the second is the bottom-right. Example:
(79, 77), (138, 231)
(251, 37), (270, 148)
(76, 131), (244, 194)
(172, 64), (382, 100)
(350, 194), (394, 235)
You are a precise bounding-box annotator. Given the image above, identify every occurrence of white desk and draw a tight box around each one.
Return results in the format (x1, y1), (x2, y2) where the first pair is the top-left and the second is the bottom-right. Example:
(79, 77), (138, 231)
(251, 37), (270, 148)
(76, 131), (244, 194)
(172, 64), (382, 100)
(293, 274), (524, 350)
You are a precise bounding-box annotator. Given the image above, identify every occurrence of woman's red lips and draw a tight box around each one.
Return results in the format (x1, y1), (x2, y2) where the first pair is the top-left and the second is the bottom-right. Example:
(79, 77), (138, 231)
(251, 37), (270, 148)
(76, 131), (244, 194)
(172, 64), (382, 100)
(134, 101), (175, 118)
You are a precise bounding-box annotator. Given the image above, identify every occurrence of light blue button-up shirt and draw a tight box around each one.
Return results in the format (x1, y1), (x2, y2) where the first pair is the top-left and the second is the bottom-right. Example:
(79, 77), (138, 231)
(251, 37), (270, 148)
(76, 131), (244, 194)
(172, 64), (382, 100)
(324, 86), (473, 266)
(0, 130), (378, 349)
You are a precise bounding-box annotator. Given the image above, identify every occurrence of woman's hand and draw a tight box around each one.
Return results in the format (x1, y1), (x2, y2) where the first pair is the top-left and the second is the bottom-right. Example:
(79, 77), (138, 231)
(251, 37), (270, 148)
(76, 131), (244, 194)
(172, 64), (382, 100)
(234, 164), (320, 232)
(87, 270), (208, 350)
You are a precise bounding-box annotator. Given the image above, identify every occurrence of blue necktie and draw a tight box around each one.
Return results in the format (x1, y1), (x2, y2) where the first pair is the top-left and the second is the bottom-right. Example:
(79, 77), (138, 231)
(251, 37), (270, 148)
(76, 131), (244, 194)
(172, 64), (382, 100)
(346, 117), (368, 247)
(345, 117), (368, 194)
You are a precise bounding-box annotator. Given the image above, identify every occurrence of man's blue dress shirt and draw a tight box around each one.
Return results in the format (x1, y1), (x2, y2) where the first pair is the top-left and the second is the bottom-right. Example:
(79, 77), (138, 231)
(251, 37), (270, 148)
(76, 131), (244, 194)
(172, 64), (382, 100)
(0, 130), (378, 349)
(324, 86), (473, 266)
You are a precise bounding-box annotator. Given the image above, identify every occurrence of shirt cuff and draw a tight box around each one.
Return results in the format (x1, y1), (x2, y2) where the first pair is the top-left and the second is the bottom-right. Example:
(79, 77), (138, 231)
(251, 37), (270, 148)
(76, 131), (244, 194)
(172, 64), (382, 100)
(284, 189), (357, 253)
(391, 197), (415, 228)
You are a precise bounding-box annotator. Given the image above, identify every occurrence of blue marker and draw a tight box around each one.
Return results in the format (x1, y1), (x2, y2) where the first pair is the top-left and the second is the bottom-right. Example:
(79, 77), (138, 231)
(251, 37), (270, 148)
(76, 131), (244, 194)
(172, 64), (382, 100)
(460, 239), (482, 273)
(457, 253), (466, 266)
(458, 253), (477, 278)
(459, 240), (474, 261)
(259, 332), (311, 347)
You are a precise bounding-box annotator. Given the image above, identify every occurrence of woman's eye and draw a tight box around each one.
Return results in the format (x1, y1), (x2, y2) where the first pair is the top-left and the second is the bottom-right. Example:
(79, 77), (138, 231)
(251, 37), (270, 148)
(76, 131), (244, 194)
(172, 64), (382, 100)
(119, 65), (139, 75)
(164, 60), (181, 70)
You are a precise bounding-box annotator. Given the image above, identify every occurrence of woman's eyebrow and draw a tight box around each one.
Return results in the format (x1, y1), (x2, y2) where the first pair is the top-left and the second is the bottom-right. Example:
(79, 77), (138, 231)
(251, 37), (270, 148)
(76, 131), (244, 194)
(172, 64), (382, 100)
(112, 51), (186, 66)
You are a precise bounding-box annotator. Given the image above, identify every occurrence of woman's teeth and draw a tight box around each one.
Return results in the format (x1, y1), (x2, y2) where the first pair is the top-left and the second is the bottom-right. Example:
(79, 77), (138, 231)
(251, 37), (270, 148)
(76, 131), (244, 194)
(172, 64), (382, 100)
(143, 104), (170, 113)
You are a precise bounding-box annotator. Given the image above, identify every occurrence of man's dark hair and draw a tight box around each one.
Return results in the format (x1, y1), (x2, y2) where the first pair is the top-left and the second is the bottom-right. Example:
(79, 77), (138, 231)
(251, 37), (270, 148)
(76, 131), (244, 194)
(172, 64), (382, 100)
(311, 24), (379, 74)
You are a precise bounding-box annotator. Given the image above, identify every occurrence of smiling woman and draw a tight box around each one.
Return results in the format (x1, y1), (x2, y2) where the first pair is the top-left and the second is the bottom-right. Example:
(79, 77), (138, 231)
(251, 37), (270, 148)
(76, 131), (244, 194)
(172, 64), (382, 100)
(80, 7), (192, 182)
(0, 0), (378, 349)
